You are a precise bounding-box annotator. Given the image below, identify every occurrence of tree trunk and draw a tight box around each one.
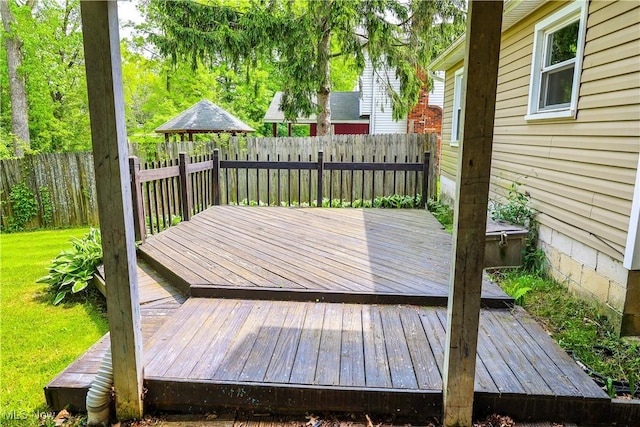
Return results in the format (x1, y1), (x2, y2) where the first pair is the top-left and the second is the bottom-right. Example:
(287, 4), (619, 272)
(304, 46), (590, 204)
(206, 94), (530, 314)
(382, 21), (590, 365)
(1, 0), (31, 157)
(316, 25), (331, 136)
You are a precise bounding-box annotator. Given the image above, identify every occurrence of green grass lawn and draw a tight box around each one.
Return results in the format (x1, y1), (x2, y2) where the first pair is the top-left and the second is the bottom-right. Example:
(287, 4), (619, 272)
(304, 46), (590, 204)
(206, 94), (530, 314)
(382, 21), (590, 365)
(0, 228), (108, 424)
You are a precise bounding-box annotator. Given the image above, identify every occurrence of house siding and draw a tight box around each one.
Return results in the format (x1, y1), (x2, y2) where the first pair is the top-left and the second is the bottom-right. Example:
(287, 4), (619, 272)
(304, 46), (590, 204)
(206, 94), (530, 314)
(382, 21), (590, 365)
(440, 60), (463, 205)
(359, 57), (374, 117)
(436, 0), (640, 331)
(360, 54), (421, 135)
(491, 0), (639, 259)
(429, 71), (445, 109)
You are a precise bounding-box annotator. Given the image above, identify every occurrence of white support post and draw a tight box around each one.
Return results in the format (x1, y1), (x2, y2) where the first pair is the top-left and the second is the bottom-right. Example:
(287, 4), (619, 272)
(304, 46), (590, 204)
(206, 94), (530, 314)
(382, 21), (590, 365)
(80, 1), (144, 419)
(443, 1), (503, 426)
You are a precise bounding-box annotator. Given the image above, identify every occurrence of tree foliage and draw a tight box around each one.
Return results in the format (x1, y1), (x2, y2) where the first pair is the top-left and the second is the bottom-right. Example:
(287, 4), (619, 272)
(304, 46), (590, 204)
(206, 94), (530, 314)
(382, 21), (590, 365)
(148, 0), (466, 134)
(0, 0), (90, 154)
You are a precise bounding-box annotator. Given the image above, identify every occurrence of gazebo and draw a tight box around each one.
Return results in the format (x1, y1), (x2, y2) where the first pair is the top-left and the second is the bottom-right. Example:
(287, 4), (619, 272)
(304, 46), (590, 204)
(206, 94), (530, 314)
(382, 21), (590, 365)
(155, 99), (254, 142)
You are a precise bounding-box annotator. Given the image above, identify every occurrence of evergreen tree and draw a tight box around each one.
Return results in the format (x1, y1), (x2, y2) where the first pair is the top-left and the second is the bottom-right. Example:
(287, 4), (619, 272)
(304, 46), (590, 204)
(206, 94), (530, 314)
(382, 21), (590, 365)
(147, 0), (466, 136)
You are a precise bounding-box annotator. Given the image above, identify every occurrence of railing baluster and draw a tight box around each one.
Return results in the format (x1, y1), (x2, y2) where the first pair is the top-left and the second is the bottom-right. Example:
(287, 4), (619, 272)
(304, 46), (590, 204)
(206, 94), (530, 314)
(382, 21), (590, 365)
(144, 162), (153, 234)
(372, 155), (376, 202)
(361, 155), (365, 203)
(317, 151), (324, 207)
(213, 149), (220, 206)
(329, 154), (333, 204)
(266, 154), (271, 206)
(179, 152), (191, 221)
(287, 154), (291, 207)
(422, 151), (430, 208)
(256, 153), (260, 205)
(129, 156), (146, 242)
(245, 153), (250, 204)
(277, 154), (281, 206)
(297, 154), (301, 205)
(235, 153), (240, 204)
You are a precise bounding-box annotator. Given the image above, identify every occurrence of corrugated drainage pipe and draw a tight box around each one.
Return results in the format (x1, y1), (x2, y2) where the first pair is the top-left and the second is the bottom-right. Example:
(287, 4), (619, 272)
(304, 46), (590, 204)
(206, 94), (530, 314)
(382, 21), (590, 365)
(86, 347), (112, 426)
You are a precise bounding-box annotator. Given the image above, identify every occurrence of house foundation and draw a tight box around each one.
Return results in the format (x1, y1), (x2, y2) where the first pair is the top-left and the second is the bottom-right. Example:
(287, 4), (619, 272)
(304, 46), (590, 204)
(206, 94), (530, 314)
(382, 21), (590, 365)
(539, 224), (638, 335)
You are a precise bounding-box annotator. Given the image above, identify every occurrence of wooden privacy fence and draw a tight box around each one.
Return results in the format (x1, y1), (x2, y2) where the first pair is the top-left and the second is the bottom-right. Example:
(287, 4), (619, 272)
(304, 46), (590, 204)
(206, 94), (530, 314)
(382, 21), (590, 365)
(0, 133), (437, 229)
(130, 149), (431, 241)
(0, 152), (98, 229)
(129, 133), (435, 164)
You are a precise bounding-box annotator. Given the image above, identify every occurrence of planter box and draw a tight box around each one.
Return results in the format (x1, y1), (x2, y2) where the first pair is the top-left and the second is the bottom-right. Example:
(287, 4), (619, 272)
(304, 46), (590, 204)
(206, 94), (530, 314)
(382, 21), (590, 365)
(485, 220), (529, 268)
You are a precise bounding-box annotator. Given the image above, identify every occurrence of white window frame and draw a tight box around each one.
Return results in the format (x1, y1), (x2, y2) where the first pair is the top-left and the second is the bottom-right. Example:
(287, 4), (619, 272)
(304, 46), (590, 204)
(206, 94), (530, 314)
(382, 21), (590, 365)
(525, 0), (588, 121)
(451, 67), (464, 146)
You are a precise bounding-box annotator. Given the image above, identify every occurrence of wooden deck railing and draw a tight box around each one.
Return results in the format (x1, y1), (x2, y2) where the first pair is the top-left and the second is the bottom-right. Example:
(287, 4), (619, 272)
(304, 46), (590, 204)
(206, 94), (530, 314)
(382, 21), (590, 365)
(129, 149), (430, 241)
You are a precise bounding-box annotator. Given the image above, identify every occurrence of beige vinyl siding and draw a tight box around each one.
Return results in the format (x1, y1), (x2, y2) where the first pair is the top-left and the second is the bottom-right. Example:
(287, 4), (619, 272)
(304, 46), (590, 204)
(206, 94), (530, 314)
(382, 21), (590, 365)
(440, 61), (463, 181)
(489, 0), (640, 261)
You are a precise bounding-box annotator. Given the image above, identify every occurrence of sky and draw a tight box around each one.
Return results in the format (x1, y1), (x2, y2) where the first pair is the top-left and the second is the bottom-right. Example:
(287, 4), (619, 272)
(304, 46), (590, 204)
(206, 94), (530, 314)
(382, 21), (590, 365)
(117, 0), (145, 40)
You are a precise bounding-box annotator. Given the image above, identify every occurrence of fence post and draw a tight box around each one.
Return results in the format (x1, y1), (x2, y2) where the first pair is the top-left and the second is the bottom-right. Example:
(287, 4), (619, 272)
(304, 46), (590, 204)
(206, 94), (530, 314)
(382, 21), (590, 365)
(422, 151), (430, 209)
(212, 149), (220, 205)
(129, 156), (146, 242)
(317, 151), (324, 207)
(179, 152), (191, 221)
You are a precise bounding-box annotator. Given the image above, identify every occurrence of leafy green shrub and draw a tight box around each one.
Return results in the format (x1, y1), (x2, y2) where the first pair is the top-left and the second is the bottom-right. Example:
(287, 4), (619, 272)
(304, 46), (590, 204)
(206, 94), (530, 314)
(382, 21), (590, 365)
(234, 194), (423, 209)
(427, 198), (453, 232)
(5, 182), (38, 231)
(497, 271), (540, 306)
(490, 182), (545, 274)
(37, 228), (103, 305)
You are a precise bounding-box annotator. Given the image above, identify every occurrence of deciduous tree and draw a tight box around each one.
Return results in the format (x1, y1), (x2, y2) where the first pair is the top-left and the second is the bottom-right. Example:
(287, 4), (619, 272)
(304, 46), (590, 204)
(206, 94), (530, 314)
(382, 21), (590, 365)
(1, 0), (32, 157)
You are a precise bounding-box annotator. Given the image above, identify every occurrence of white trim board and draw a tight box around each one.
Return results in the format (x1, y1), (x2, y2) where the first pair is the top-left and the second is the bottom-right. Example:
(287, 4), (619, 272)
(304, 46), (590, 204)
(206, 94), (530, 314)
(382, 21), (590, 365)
(624, 154), (640, 270)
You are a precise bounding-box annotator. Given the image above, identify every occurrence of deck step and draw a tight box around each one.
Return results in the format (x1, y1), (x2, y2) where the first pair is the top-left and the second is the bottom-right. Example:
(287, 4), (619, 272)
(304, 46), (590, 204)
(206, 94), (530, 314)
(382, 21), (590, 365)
(141, 298), (610, 423)
(190, 284), (513, 308)
(138, 207), (513, 304)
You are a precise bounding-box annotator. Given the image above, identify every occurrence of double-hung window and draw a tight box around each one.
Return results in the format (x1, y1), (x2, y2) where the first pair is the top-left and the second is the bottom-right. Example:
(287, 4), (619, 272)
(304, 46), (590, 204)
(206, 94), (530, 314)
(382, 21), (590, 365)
(526, 1), (588, 121)
(451, 68), (464, 145)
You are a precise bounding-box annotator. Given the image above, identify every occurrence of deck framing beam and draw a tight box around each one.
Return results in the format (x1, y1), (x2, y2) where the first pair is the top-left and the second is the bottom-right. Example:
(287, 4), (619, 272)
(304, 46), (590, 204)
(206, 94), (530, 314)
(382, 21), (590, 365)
(443, 1), (504, 426)
(80, 1), (144, 419)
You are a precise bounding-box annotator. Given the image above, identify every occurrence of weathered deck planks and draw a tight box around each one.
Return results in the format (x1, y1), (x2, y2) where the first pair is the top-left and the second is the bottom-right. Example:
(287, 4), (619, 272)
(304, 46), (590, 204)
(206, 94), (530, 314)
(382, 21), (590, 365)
(142, 298), (610, 421)
(45, 207), (634, 424)
(140, 206), (512, 307)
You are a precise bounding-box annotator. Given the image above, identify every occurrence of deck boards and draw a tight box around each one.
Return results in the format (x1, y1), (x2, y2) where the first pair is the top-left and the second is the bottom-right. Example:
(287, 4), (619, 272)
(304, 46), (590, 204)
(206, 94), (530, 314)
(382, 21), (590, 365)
(46, 207), (623, 424)
(143, 298), (609, 420)
(144, 298), (606, 395)
(140, 207), (511, 306)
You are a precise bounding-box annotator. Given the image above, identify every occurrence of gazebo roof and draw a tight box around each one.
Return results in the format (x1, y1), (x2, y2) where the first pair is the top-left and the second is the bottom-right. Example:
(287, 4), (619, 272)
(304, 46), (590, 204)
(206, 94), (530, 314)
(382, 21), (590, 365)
(155, 100), (254, 134)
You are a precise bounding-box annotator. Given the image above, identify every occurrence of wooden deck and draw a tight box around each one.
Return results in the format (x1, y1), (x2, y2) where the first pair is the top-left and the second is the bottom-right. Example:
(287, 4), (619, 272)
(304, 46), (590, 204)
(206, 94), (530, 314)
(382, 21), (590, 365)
(141, 299), (610, 422)
(45, 207), (636, 424)
(139, 207), (512, 307)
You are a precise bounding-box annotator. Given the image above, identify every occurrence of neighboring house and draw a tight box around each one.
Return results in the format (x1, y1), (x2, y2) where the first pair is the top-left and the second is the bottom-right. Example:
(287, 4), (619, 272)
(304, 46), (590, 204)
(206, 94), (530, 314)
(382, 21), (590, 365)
(263, 91), (370, 136)
(263, 57), (444, 136)
(430, 0), (640, 335)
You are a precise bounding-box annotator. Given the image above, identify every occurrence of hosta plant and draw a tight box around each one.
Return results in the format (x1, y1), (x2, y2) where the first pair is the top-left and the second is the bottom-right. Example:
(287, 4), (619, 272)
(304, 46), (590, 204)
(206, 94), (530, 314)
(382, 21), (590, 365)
(38, 228), (103, 305)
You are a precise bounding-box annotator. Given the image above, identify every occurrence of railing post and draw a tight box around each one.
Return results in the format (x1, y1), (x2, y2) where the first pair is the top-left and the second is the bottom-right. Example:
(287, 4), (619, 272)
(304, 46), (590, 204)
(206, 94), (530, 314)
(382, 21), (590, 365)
(427, 133), (439, 200)
(317, 151), (324, 207)
(422, 151), (430, 209)
(129, 156), (146, 242)
(179, 152), (191, 221)
(212, 149), (221, 206)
